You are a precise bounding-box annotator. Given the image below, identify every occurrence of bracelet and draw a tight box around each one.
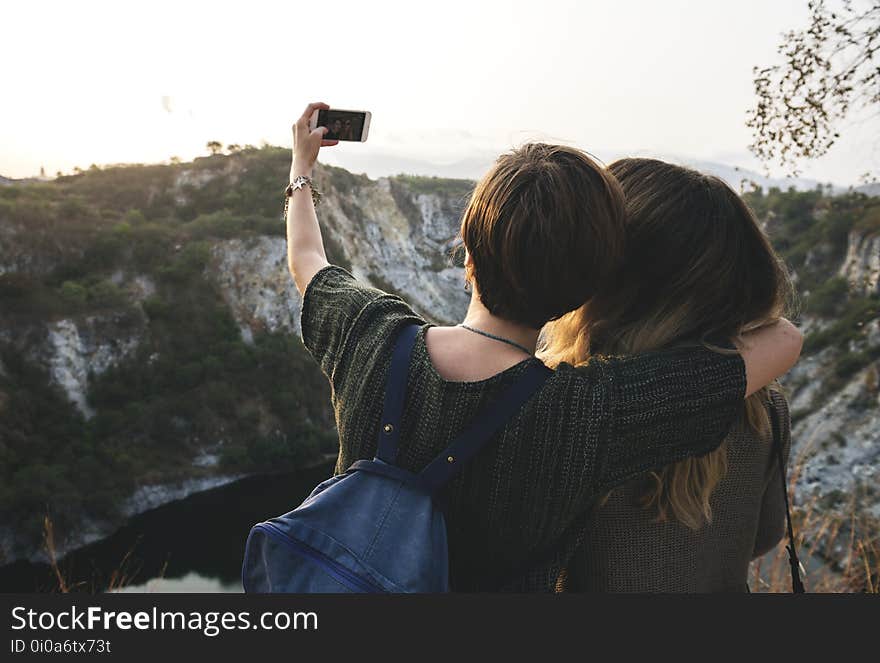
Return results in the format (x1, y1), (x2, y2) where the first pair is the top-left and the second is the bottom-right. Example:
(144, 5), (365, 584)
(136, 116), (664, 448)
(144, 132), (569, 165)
(282, 175), (322, 219)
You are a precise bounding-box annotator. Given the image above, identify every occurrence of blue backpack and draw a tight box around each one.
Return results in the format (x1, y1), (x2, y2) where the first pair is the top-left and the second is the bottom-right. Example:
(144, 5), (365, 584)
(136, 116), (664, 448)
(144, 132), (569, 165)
(242, 323), (551, 593)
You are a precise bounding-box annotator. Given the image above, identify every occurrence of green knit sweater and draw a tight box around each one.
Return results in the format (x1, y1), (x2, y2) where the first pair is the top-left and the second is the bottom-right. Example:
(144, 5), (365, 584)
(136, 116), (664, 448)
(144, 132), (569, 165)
(300, 266), (747, 592)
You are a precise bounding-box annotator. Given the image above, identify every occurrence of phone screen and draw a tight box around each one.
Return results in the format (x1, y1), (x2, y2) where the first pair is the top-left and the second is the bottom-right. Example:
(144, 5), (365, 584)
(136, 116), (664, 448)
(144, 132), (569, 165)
(317, 109), (367, 141)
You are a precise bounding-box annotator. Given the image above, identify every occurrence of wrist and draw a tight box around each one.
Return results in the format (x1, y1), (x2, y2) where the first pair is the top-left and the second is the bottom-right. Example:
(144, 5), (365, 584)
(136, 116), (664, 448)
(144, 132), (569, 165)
(291, 159), (315, 178)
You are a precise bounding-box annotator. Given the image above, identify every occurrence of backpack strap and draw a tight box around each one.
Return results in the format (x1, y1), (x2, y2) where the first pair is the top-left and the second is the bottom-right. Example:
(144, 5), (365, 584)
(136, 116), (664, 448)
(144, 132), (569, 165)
(375, 323), (551, 491)
(768, 399), (806, 593)
(375, 324), (421, 464)
(418, 361), (552, 493)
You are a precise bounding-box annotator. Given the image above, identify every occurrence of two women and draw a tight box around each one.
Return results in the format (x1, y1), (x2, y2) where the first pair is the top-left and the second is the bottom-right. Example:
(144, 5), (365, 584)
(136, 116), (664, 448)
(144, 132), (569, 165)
(284, 102), (802, 591)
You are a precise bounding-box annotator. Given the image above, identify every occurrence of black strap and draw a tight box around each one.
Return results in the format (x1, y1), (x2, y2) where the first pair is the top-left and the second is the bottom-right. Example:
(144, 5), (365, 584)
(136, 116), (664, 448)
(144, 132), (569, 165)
(768, 401), (806, 593)
(375, 323), (551, 492)
(418, 361), (551, 492)
(376, 324), (421, 464)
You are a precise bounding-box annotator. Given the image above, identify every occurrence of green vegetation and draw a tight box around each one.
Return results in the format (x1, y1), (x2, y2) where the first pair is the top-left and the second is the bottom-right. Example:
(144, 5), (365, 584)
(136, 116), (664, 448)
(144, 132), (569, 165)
(739, 190), (879, 421)
(0, 147), (340, 553)
(803, 296), (880, 355)
(740, 187), (880, 419)
(743, 187), (879, 289)
(1, 239), (335, 549)
(803, 277), (850, 318)
(392, 174), (474, 200)
(743, 187), (879, 356)
(321, 163), (371, 195)
(0, 348), (133, 545)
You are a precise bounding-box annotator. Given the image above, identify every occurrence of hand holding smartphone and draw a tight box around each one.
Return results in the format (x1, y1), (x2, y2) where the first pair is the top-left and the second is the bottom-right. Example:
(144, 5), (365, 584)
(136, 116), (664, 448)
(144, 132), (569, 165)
(309, 108), (372, 142)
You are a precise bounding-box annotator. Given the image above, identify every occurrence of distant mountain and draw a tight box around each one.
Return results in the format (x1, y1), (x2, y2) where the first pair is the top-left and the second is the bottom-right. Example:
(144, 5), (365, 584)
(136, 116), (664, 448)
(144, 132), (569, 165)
(318, 149), (843, 194)
(856, 182), (880, 197)
(0, 174), (51, 186)
(4, 151), (866, 195)
(667, 157), (830, 193)
(319, 151), (497, 181)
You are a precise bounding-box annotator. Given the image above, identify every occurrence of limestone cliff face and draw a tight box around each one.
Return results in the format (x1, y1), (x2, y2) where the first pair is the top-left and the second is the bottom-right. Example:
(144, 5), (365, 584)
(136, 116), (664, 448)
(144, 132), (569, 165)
(839, 230), (880, 296)
(209, 236), (301, 340)
(0, 309), (147, 421)
(44, 316), (143, 418)
(780, 225), (880, 544)
(310, 172), (470, 325)
(204, 173), (470, 348)
(784, 312), (880, 520)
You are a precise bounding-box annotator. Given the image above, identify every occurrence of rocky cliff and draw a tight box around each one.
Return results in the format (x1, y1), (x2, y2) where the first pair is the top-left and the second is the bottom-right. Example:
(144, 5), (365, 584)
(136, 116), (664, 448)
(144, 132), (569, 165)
(0, 148), (877, 568)
(751, 188), (880, 566)
(0, 149), (472, 563)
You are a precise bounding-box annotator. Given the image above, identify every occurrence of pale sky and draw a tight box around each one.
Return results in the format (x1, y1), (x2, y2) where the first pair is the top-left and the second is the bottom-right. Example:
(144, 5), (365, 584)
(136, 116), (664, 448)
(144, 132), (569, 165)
(2, 0), (878, 184)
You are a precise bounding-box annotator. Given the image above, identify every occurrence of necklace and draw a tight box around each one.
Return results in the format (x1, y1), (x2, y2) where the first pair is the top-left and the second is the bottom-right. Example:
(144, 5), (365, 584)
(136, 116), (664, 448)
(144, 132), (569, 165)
(457, 324), (535, 356)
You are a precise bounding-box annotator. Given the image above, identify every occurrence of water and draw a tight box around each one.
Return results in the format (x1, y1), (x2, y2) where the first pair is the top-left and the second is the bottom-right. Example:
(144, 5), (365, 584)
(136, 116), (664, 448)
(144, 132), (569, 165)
(1, 458), (844, 593)
(0, 462), (335, 593)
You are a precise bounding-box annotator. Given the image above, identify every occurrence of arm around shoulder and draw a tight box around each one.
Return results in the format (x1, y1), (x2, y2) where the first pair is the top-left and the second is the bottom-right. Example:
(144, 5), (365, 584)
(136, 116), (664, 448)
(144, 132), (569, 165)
(734, 319), (803, 397)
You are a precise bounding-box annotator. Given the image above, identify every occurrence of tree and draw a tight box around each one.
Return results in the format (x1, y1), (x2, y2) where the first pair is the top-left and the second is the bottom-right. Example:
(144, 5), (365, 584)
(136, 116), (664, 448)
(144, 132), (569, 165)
(206, 140), (223, 155)
(227, 144), (241, 153)
(748, 0), (880, 177)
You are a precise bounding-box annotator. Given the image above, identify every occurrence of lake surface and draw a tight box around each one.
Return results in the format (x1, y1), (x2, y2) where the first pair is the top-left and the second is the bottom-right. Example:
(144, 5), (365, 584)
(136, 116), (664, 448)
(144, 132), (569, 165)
(1, 458), (843, 593)
(0, 462), (335, 593)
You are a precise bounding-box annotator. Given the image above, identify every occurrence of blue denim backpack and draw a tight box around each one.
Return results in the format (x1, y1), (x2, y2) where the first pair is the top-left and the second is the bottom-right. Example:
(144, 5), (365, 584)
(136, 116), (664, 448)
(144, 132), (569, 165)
(242, 323), (551, 592)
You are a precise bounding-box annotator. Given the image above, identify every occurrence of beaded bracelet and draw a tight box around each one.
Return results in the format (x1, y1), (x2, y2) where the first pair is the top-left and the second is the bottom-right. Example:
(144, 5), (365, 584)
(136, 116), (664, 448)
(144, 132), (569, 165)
(282, 175), (322, 219)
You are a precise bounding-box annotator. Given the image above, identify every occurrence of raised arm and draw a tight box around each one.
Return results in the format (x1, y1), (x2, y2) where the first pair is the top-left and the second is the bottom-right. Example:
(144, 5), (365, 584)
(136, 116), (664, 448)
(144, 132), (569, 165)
(734, 319), (803, 396)
(286, 102), (338, 295)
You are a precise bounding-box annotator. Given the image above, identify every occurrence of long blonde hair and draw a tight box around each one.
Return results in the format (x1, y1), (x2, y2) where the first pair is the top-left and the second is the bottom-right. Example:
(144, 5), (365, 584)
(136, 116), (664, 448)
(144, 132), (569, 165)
(539, 159), (794, 530)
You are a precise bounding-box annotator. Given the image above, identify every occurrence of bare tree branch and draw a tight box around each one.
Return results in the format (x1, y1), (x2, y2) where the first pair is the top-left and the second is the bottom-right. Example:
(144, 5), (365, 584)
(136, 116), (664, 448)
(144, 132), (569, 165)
(748, 0), (880, 176)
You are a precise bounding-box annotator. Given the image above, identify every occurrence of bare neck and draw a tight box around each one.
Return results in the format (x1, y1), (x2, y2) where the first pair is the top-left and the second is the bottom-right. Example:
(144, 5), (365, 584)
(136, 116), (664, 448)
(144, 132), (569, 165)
(460, 295), (540, 355)
(423, 293), (541, 382)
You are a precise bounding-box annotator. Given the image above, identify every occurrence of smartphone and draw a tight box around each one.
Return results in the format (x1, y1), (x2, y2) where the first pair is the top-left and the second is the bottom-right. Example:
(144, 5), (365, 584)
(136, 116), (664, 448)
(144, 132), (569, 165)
(309, 108), (371, 142)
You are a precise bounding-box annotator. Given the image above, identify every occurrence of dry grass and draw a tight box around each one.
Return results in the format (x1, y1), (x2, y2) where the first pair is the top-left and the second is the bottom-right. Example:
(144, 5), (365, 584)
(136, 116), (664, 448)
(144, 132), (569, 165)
(750, 450), (880, 593)
(41, 466), (878, 594)
(42, 516), (71, 593)
(42, 514), (153, 593)
(750, 502), (879, 592)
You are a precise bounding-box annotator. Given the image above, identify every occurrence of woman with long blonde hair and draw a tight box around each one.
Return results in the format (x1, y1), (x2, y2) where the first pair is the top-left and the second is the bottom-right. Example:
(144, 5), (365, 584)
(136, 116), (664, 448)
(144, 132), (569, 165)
(540, 158), (796, 592)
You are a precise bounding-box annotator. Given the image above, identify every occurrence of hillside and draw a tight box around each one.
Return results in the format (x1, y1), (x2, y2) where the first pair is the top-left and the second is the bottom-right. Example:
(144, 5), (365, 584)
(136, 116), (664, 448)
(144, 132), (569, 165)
(0, 147), (472, 563)
(0, 146), (877, 574)
(742, 188), (880, 535)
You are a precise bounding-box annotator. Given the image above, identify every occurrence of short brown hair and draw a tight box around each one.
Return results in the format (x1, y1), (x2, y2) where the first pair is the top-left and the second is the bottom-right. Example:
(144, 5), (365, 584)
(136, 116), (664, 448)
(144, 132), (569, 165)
(460, 143), (625, 328)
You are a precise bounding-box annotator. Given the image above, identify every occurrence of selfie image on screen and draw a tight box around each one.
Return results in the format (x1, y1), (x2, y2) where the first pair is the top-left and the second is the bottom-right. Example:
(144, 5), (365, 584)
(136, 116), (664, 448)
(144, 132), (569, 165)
(318, 110), (365, 141)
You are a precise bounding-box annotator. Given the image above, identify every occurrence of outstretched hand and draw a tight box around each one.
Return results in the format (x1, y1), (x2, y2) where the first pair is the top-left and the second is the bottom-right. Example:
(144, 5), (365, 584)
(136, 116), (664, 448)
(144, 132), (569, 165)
(291, 101), (339, 177)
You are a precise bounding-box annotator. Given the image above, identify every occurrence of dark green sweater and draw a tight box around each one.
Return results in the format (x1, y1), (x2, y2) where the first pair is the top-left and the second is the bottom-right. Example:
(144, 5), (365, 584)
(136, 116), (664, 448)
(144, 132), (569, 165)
(300, 266), (747, 592)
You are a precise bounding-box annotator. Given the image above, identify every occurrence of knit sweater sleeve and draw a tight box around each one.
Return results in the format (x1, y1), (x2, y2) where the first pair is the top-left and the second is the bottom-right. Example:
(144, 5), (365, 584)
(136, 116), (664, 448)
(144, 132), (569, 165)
(590, 344), (747, 494)
(299, 264), (425, 391)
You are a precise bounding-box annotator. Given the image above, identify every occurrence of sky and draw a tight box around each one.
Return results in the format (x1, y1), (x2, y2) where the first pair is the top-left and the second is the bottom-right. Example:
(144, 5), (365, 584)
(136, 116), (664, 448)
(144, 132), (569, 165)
(2, 0), (878, 185)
